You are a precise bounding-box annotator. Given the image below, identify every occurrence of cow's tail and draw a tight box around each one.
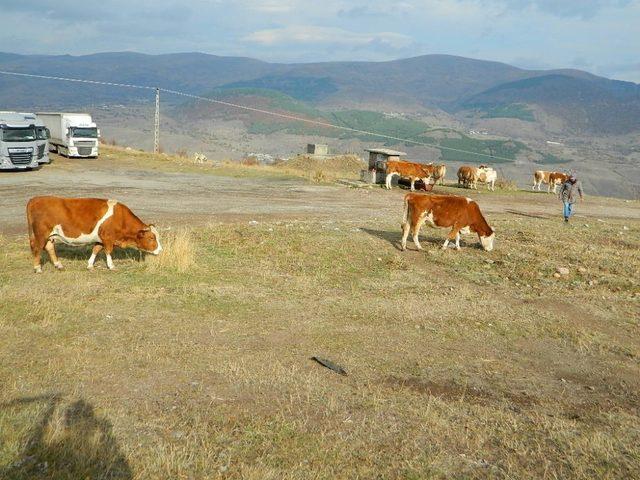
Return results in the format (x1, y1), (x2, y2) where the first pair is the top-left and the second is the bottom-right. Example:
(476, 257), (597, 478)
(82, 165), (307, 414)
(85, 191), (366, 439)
(26, 199), (36, 252)
(401, 194), (410, 229)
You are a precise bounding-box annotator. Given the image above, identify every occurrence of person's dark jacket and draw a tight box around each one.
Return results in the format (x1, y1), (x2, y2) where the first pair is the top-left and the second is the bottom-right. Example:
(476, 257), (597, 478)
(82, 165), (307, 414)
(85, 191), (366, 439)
(559, 180), (584, 203)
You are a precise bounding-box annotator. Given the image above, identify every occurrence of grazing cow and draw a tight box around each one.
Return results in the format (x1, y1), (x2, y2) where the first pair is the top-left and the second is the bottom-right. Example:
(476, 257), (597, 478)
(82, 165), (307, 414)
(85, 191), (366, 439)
(26, 196), (162, 273)
(533, 170), (569, 193)
(432, 164), (447, 185)
(457, 166), (480, 189)
(385, 160), (435, 191)
(401, 193), (495, 251)
(477, 166), (497, 191)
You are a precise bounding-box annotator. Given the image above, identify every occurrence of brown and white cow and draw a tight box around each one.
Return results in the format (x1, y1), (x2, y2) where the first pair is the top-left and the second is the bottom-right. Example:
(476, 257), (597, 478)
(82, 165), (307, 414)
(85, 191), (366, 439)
(477, 166), (497, 191)
(385, 160), (435, 191)
(458, 165), (496, 190)
(457, 166), (480, 189)
(26, 196), (162, 273)
(401, 193), (495, 251)
(532, 170), (569, 193)
(432, 164), (447, 185)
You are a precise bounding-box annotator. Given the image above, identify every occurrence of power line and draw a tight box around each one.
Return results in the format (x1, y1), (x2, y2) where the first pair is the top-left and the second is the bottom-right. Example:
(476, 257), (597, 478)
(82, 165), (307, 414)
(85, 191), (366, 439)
(0, 69), (515, 162)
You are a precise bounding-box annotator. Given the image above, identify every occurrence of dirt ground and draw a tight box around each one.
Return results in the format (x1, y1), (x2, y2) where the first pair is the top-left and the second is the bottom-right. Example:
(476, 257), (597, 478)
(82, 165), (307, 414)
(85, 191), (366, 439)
(1, 153), (638, 237)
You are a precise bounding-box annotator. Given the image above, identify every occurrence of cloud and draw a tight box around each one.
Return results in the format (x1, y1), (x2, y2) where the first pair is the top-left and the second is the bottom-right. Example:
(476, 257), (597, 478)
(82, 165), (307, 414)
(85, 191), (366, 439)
(243, 26), (413, 50)
(0, 0), (638, 82)
(489, 0), (633, 18)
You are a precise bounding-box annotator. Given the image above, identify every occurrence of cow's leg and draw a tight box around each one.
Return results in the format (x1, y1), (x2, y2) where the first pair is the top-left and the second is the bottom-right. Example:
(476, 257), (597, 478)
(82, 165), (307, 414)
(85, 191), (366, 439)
(385, 173), (395, 189)
(106, 253), (115, 270)
(103, 242), (116, 270)
(44, 240), (63, 270)
(413, 213), (427, 250)
(87, 244), (103, 270)
(30, 236), (46, 274)
(401, 220), (411, 251)
(442, 225), (461, 250)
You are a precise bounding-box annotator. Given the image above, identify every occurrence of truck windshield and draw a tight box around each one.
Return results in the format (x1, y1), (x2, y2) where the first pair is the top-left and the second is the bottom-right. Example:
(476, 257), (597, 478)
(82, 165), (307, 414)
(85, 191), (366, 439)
(1, 127), (37, 142)
(71, 127), (98, 138)
(36, 127), (49, 140)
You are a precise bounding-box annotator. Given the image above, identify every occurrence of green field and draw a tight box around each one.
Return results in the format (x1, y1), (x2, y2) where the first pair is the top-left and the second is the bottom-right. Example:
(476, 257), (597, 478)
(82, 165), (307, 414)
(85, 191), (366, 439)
(481, 103), (536, 122)
(536, 153), (574, 165)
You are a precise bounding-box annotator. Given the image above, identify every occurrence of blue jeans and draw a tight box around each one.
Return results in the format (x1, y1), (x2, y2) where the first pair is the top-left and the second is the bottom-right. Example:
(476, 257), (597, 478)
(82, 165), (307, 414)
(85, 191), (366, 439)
(563, 202), (573, 219)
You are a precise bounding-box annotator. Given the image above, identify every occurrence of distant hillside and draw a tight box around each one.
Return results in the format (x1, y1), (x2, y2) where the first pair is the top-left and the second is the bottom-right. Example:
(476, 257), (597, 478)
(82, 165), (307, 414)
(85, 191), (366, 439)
(1, 51), (639, 134)
(461, 74), (640, 134)
(174, 87), (569, 165)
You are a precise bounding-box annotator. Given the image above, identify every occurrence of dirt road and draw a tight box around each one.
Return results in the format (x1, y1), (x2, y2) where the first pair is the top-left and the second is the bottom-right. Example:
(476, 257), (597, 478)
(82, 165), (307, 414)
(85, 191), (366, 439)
(1, 153), (638, 236)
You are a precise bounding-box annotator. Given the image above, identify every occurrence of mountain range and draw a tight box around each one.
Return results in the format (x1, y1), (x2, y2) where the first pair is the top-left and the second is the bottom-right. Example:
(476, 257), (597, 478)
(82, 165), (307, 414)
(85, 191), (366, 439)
(1, 51), (639, 135)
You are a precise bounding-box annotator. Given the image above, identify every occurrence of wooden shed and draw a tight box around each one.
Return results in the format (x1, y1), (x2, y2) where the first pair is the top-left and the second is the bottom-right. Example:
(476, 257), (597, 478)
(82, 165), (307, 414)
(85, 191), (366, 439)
(361, 148), (407, 184)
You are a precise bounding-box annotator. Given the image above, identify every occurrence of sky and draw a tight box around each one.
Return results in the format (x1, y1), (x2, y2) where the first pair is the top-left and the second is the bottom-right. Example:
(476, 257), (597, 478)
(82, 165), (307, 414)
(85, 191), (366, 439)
(2, 0), (639, 82)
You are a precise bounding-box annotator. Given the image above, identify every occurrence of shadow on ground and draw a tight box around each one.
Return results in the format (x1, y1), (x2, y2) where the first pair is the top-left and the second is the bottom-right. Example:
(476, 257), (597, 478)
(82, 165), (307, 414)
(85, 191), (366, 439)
(360, 227), (484, 251)
(39, 244), (147, 264)
(0, 394), (132, 480)
(360, 227), (443, 251)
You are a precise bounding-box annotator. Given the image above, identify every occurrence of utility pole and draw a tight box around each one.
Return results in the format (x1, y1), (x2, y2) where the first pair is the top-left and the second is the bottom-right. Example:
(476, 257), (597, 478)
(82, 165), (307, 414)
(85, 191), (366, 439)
(154, 88), (160, 154)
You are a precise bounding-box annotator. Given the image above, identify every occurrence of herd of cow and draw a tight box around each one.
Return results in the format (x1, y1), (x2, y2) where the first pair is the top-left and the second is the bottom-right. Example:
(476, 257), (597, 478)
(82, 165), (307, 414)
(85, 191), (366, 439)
(384, 159), (568, 195)
(24, 165), (569, 272)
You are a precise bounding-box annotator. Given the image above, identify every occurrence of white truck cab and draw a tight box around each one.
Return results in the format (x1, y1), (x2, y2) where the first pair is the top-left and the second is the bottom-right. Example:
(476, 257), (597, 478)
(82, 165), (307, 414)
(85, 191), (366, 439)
(0, 111), (41, 171)
(35, 117), (51, 164)
(37, 112), (99, 158)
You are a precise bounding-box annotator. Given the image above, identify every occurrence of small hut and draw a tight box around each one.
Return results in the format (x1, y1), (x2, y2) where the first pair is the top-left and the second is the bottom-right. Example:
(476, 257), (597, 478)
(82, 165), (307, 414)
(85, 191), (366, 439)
(361, 148), (407, 184)
(306, 143), (329, 157)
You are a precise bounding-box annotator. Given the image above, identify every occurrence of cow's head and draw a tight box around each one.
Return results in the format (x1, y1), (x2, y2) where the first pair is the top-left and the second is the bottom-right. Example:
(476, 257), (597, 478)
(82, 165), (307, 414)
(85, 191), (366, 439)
(137, 225), (162, 255)
(479, 231), (495, 251)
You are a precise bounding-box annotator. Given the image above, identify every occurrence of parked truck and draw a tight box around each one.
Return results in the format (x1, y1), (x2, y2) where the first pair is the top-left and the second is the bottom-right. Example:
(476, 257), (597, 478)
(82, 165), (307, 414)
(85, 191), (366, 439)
(35, 116), (51, 164)
(0, 111), (42, 170)
(37, 112), (99, 158)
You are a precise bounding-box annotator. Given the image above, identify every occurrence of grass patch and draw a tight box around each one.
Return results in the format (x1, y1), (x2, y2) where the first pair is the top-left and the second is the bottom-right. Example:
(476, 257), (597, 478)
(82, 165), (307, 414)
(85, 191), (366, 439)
(96, 145), (363, 183)
(494, 177), (519, 190)
(481, 103), (535, 122)
(146, 228), (197, 273)
(432, 136), (527, 163)
(1, 211), (639, 478)
(536, 153), (573, 164)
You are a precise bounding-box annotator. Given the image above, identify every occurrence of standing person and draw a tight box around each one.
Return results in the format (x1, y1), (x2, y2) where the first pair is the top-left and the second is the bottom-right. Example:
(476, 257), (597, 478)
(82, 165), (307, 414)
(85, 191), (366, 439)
(559, 175), (584, 222)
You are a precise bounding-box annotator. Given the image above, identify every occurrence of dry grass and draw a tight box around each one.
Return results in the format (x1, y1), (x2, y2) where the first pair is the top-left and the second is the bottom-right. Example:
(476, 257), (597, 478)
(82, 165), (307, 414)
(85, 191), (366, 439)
(146, 228), (197, 273)
(240, 156), (260, 166)
(277, 154), (364, 182)
(0, 189), (639, 478)
(495, 176), (518, 190)
(98, 146), (364, 184)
